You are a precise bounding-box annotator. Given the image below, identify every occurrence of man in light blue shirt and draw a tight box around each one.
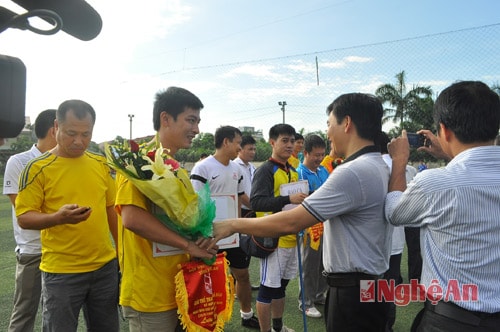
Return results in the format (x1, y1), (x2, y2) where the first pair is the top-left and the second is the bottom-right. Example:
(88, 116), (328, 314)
(296, 134), (329, 319)
(386, 81), (500, 330)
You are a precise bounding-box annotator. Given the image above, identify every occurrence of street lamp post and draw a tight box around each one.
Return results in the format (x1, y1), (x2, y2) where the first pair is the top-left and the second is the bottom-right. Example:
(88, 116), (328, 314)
(278, 101), (287, 124)
(128, 114), (134, 140)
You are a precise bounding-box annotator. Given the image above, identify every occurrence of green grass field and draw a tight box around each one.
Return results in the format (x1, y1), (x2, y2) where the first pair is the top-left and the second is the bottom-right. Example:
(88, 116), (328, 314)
(0, 179), (422, 331)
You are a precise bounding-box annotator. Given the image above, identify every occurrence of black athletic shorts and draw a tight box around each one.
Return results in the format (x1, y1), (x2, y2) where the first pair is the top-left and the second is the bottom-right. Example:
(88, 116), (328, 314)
(219, 246), (251, 269)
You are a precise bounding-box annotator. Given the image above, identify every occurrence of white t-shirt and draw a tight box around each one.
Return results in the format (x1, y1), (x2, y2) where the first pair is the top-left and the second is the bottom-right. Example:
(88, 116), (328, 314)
(3, 145), (42, 254)
(382, 154), (417, 255)
(190, 155), (245, 196)
(233, 157), (255, 210)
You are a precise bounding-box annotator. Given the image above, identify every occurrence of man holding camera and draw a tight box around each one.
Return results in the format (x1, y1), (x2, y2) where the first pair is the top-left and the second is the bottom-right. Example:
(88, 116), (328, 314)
(386, 81), (500, 330)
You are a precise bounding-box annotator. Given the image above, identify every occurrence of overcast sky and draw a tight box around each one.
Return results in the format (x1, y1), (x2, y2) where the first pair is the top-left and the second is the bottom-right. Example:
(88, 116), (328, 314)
(1, 0), (499, 142)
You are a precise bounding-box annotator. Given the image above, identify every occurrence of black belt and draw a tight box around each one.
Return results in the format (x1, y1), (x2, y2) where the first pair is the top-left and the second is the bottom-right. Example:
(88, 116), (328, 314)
(426, 301), (500, 326)
(322, 271), (383, 287)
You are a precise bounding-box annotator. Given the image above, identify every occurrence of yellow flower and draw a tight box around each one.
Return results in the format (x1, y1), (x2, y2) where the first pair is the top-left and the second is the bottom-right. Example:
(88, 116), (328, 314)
(125, 164), (139, 177)
(141, 146), (176, 180)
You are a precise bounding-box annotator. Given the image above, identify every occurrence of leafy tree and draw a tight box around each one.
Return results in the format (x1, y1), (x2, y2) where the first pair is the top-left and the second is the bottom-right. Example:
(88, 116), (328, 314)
(376, 71), (433, 129)
(174, 131), (273, 162)
(240, 130), (254, 138)
(176, 133), (215, 162)
(88, 141), (103, 155)
(410, 96), (435, 130)
(255, 138), (272, 161)
(10, 135), (35, 154)
(191, 133), (215, 152)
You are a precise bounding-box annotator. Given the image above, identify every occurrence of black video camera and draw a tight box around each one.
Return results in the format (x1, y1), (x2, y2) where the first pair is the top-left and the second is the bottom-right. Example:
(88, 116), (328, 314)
(0, 0), (102, 138)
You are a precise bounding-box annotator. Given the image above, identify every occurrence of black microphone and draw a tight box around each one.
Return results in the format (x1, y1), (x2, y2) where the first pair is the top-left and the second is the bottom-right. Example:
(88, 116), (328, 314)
(11, 0), (102, 41)
(0, 7), (17, 27)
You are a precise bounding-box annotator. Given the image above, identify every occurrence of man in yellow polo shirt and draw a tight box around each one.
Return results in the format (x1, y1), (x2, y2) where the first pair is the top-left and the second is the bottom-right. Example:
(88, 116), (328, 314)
(16, 100), (119, 332)
(115, 87), (217, 332)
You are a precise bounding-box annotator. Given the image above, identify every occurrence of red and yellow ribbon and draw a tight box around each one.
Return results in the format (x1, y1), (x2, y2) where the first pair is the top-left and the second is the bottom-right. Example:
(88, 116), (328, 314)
(175, 253), (234, 331)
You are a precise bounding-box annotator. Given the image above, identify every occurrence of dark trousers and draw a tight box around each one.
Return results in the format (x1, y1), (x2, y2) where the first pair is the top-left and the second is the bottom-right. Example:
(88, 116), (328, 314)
(413, 302), (500, 332)
(384, 254), (402, 332)
(324, 285), (388, 331)
(405, 227), (422, 281)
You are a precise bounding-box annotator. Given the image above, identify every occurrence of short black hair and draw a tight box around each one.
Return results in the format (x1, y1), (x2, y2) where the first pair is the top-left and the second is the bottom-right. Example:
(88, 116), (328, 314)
(326, 93), (383, 141)
(294, 133), (304, 141)
(153, 87), (204, 131)
(269, 124), (296, 141)
(304, 134), (326, 153)
(57, 100), (96, 124)
(34, 109), (56, 139)
(241, 135), (256, 147)
(434, 81), (500, 143)
(214, 126), (242, 149)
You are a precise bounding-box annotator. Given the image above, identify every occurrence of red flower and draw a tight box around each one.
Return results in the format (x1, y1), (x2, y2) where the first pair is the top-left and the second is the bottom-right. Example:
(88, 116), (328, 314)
(129, 140), (140, 153)
(165, 158), (180, 171)
(147, 150), (156, 161)
(332, 158), (344, 170)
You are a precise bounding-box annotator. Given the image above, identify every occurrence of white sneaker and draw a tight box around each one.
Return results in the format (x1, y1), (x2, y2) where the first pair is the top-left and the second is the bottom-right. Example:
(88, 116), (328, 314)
(303, 306), (322, 318)
(271, 326), (295, 332)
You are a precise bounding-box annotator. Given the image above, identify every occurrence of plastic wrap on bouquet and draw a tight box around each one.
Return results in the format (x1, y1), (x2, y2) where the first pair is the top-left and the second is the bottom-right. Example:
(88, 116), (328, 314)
(105, 139), (216, 238)
(153, 182), (215, 239)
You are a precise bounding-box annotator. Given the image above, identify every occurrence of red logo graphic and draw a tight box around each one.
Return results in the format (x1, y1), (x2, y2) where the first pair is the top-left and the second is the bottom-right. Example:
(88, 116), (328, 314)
(359, 279), (479, 305)
(360, 280), (375, 302)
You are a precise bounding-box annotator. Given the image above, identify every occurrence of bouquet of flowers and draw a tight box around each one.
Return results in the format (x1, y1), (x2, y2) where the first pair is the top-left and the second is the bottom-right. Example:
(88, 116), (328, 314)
(105, 136), (215, 239)
(332, 157), (344, 170)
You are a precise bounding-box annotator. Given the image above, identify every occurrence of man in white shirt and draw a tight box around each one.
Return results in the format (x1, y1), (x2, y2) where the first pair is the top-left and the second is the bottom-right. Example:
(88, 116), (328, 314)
(190, 126), (259, 329)
(3, 109), (57, 332)
(233, 135), (257, 217)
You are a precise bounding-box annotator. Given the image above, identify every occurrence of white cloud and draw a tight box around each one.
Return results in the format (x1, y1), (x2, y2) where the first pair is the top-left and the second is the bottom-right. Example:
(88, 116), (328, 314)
(321, 55), (374, 69)
(95, 0), (192, 46)
(285, 60), (315, 73)
(221, 64), (281, 80)
(321, 60), (347, 69)
(344, 56), (373, 63)
(419, 80), (448, 88)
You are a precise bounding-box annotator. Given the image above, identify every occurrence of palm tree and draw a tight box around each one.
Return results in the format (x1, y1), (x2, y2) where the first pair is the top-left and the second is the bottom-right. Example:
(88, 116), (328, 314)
(375, 71), (433, 128)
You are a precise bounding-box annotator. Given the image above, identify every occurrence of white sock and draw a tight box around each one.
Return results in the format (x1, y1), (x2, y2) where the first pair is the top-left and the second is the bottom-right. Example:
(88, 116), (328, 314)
(241, 309), (254, 319)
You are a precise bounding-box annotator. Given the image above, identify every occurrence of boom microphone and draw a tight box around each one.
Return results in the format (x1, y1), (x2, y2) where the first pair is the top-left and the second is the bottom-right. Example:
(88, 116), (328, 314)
(12, 0), (102, 41)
